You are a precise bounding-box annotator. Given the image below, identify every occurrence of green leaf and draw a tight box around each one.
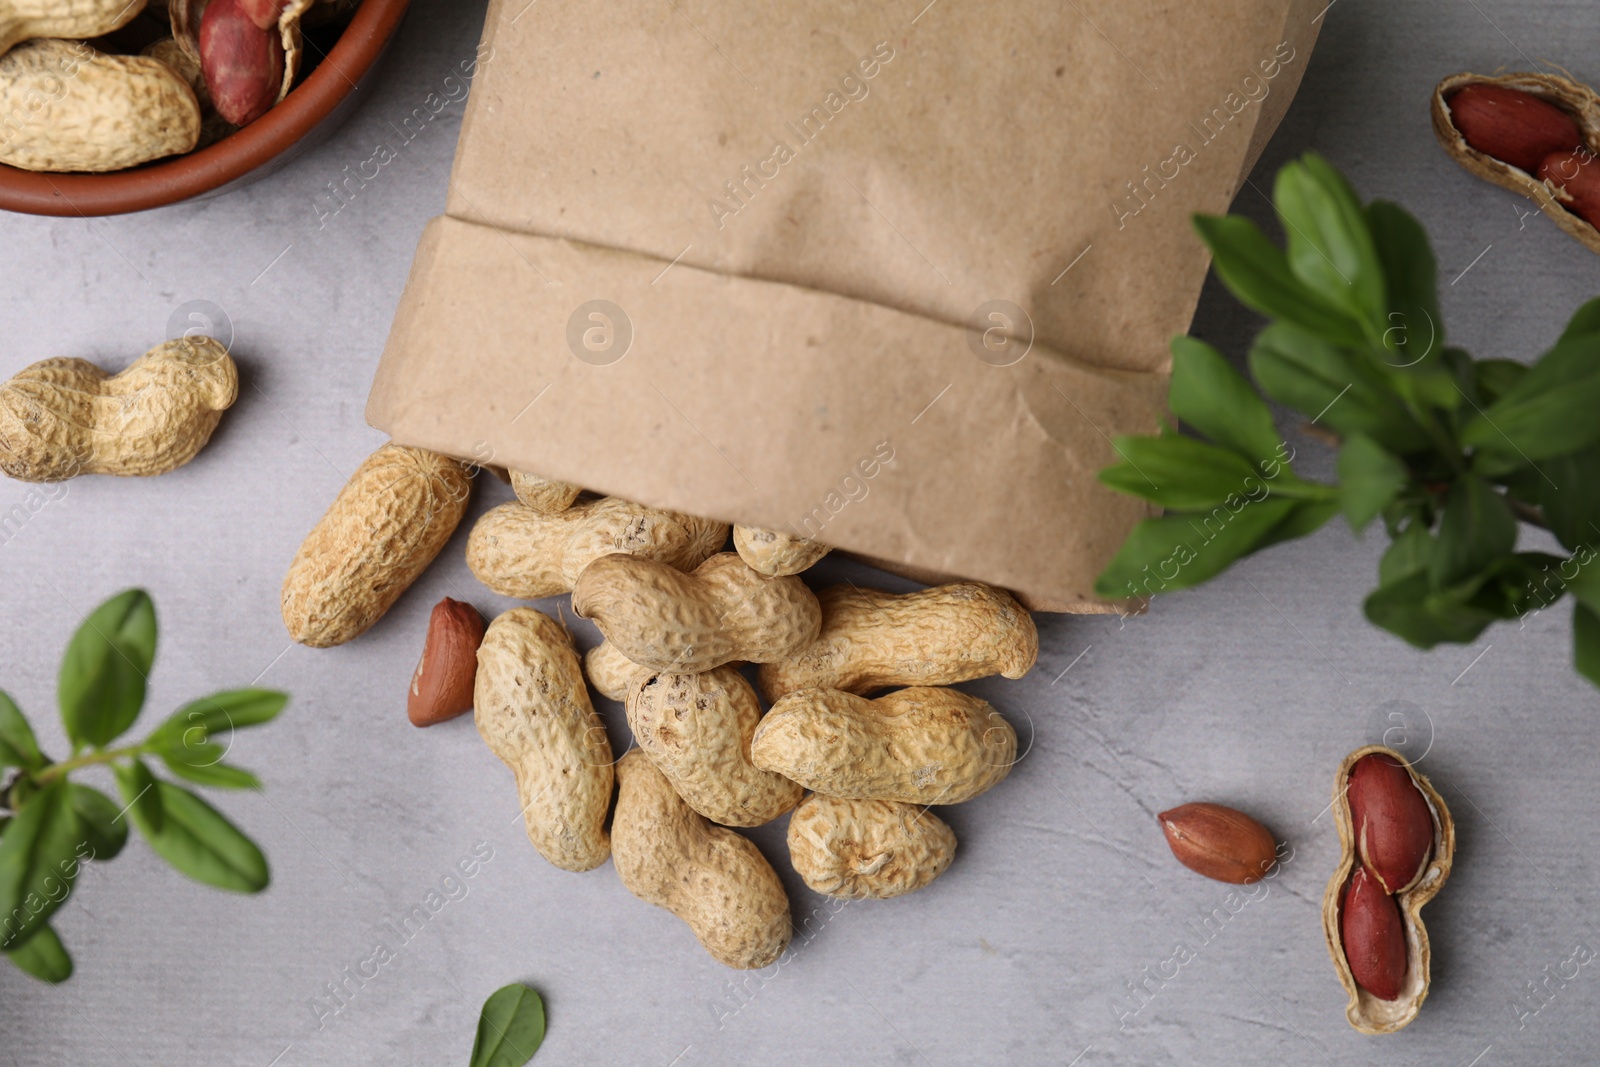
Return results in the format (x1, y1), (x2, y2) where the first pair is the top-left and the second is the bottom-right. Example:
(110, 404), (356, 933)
(57, 590), (157, 749)
(1575, 602), (1600, 687)
(1193, 214), (1368, 346)
(1273, 154), (1387, 334)
(0, 781), (83, 950)
(150, 689), (287, 749)
(1558, 296), (1600, 342)
(1254, 497), (1341, 551)
(1364, 571), (1500, 649)
(5, 923), (71, 983)
(1430, 477), (1517, 587)
(0, 691), (44, 771)
(159, 752), (261, 791)
(1094, 498), (1296, 598)
(1540, 445), (1600, 553)
(1567, 557), (1600, 615)
(65, 783), (127, 862)
(1099, 434), (1268, 510)
(111, 759), (163, 835)
(1367, 200), (1442, 366)
(1474, 359), (1529, 406)
(1168, 336), (1283, 466)
(1338, 435), (1408, 530)
(1248, 324), (1431, 454)
(1463, 333), (1600, 461)
(471, 983), (546, 1067)
(124, 780), (267, 893)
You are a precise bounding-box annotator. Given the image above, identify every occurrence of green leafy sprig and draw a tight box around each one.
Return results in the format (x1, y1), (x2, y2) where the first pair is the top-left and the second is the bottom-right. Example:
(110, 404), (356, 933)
(0, 589), (286, 982)
(1095, 153), (1600, 685)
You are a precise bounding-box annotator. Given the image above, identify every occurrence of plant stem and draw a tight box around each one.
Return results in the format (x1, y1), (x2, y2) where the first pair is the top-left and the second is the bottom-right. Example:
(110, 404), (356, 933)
(32, 745), (148, 785)
(1507, 497), (1550, 530)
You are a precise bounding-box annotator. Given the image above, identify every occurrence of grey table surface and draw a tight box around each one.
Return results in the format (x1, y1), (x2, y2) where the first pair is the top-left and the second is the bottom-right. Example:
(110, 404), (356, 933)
(2, 1), (1599, 1064)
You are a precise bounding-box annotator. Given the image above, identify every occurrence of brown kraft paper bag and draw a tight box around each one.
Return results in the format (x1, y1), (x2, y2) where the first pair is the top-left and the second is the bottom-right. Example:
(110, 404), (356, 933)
(366, 0), (1323, 611)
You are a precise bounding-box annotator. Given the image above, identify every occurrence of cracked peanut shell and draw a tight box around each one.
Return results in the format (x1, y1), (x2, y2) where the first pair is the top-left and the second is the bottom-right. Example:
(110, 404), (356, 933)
(281, 443), (472, 647)
(751, 686), (1017, 805)
(757, 582), (1038, 702)
(787, 794), (956, 899)
(611, 751), (790, 969)
(474, 608), (613, 872)
(573, 552), (821, 673)
(627, 666), (803, 827)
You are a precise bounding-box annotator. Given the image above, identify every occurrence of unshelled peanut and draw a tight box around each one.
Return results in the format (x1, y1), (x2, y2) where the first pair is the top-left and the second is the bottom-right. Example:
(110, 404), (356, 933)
(758, 582), (1038, 701)
(732, 524), (830, 576)
(0, 40), (201, 172)
(474, 609), (613, 872)
(510, 469), (582, 513)
(611, 751), (790, 969)
(280, 444), (472, 647)
(467, 497), (727, 599)
(752, 686), (1017, 805)
(627, 666), (803, 827)
(787, 794), (956, 899)
(0, 336), (236, 482)
(583, 640), (652, 702)
(0, 0), (148, 57)
(574, 552), (821, 673)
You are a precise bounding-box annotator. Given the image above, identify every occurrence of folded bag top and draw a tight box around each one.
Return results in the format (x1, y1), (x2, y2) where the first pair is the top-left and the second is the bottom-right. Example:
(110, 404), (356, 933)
(366, 0), (1322, 610)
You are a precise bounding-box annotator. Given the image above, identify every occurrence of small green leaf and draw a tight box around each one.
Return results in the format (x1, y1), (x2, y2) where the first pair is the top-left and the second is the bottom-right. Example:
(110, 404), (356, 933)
(65, 783), (127, 862)
(1193, 214), (1368, 346)
(1380, 522), (1434, 585)
(1094, 499), (1296, 598)
(1168, 336), (1283, 466)
(1540, 445), (1600, 553)
(111, 759), (163, 835)
(1099, 434), (1268, 510)
(1558, 295), (1600, 343)
(0, 781), (84, 949)
(150, 689), (287, 749)
(471, 983), (546, 1067)
(58, 590), (157, 749)
(1364, 571), (1500, 649)
(5, 923), (71, 983)
(1430, 477), (1517, 587)
(159, 752), (261, 791)
(1367, 200), (1442, 366)
(1575, 602), (1600, 687)
(0, 691), (44, 771)
(1274, 154), (1387, 334)
(126, 780), (267, 893)
(1338, 435), (1408, 531)
(1463, 333), (1600, 460)
(1473, 359), (1529, 406)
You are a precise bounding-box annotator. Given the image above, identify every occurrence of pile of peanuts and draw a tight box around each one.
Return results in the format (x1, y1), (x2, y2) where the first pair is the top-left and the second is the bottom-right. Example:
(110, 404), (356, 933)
(280, 447), (1039, 968)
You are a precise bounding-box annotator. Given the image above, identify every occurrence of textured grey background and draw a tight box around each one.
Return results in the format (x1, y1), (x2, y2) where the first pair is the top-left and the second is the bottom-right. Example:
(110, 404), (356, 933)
(2, 1), (1598, 1063)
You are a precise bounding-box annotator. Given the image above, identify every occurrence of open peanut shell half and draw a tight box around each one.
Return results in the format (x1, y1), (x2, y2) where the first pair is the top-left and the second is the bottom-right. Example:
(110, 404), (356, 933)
(1432, 71), (1600, 254)
(1321, 744), (1455, 1035)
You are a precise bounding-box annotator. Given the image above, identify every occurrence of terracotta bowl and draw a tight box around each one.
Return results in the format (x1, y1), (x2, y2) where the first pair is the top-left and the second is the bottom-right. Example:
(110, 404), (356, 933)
(0, 0), (410, 217)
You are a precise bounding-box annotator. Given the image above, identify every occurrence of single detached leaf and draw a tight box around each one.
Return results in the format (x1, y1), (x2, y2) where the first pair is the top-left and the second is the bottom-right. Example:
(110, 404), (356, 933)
(127, 780), (267, 893)
(1430, 477), (1517, 587)
(1099, 434), (1266, 510)
(65, 783), (127, 862)
(0, 781), (84, 950)
(1192, 214), (1368, 346)
(471, 983), (546, 1067)
(1575, 602), (1600, 687)
(1338, 435), (1408, 531)
(1094, 498), (1296, 599)
(58, 590), (157, 749)
(1366, 200), (1442, 367)
(1540, 444), (1600, 553)
(1463, 333), (1600, 461)
(1558, 295), (1600, 343)
(159, 752), (261, 791)
(0, 691), (44, 771)
(1274, 154), (1388, 335)
(111, 758), (164, 836)
(4, 923), (71, 983)
(1168, 336), (1283, 466)
(151, 689), (287, 749)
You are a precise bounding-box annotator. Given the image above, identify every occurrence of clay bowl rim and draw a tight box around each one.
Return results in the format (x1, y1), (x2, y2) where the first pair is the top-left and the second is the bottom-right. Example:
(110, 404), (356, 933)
(0, 0), (411, 218)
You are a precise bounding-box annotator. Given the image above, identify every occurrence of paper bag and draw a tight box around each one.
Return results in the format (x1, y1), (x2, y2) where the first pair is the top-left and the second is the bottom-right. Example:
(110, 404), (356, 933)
(366, 0), (1322, 610)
